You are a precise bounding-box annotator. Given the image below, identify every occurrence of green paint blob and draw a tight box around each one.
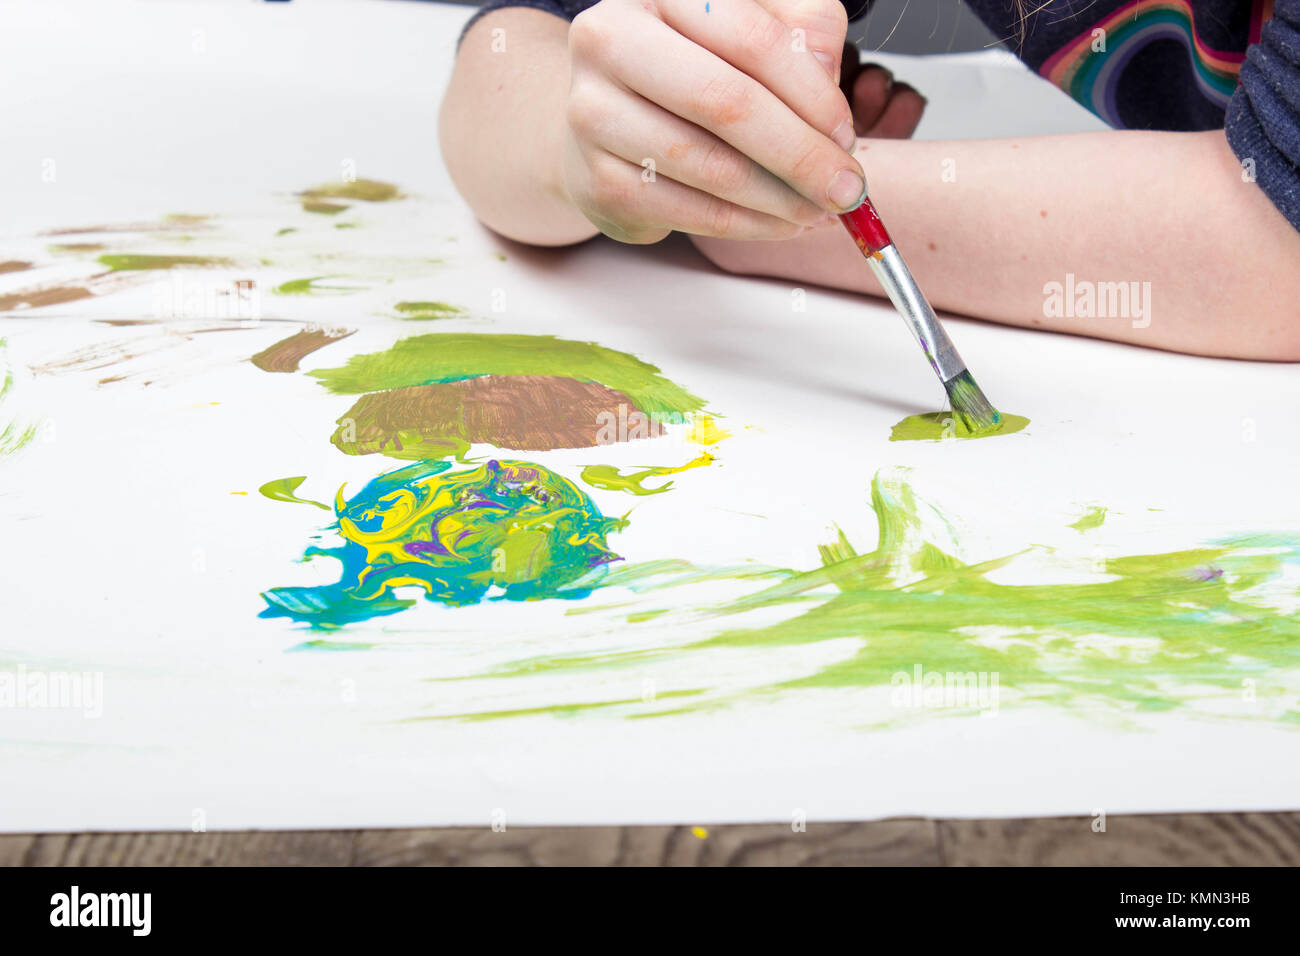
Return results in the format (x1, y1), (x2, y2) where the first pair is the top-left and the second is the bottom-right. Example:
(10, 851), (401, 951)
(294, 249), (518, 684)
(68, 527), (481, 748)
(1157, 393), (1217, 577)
(273, 276), (353, 296)
(432, 471), (1300, 724)
(1069, 506), (1107, 532)
(393, 301), (464, 321)
(97, 253), (232, 271)
(580, 453), (713, 496)
(302, 179), (403, 203)
(890, 411), (1030, 442)
(310, 333), (706, 421)
(258, 476), (331, 511)
(261, 459), (626, 627)
(301, 199), (348, 215)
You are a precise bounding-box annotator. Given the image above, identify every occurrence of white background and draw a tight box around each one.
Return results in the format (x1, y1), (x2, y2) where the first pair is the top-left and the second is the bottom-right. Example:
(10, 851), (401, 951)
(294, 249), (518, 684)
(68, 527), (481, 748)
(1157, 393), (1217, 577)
(0, 0), (1297, 830)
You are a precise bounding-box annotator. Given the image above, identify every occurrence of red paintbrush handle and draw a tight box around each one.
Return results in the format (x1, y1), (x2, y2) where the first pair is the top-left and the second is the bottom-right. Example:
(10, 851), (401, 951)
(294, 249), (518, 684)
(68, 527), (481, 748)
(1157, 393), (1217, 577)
(839, 198), (892, 257)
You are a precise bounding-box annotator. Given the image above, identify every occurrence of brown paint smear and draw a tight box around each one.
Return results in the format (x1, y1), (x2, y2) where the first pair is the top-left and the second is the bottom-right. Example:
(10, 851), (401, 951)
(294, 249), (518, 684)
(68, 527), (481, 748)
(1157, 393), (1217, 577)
(0, 271), (139, 314)
(0, 284), (96, 312)
(0, 261), (33, 275)
(42, 215), (210, 236)
(250, 327), (356, 373)
(335, 375), (662, 456)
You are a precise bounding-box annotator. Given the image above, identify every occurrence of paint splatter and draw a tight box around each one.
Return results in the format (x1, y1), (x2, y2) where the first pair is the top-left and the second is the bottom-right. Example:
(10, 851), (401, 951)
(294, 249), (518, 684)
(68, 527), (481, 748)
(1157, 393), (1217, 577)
(302, 179), (403, 203)
(0, 339), (37, 456)
(273, 276), (355, 296)
(581, 453), (714, 496)
(432, 470), (1300, 725)
(258, 475), (331, 511)
(42, 214), (210, 236)
(1069, 506), (1107, 532)
(97, 253), (232, 272)
(0, 261), (32, 275)
(261, 459), (626, 626)
(889, 411), (1030, 442)
(330, 375), (661, 460)
(302, 199), (349, 215)
(310, 333), (706, 423)
(393, 301), (464, 320)
(685, 415), (731, 446)
(250, 327), (355, 373)
(299, 178), (403, 213)
(47, 243), (106, 254)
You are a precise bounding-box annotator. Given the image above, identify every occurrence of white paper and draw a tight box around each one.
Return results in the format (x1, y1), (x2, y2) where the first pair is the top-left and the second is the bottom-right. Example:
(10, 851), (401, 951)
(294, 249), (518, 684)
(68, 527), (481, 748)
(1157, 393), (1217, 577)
(0, 0), (1297, 832)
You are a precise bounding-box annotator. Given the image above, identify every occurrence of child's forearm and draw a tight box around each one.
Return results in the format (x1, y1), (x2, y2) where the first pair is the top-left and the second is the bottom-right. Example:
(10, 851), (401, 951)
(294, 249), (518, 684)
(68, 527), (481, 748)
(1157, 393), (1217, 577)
(440, 9), (599, 246)
(692, 131), (1300, 360)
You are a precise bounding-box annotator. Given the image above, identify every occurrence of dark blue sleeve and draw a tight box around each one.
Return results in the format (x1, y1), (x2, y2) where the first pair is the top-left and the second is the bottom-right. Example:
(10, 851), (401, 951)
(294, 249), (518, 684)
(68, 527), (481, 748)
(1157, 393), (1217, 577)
(460, 0), (868, 44)
(1226, 0), (1300, 231)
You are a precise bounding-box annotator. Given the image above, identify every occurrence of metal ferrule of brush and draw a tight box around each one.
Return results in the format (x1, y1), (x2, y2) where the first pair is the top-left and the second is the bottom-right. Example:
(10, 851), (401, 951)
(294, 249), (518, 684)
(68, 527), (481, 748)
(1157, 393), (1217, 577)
(865, 244), (967, 384)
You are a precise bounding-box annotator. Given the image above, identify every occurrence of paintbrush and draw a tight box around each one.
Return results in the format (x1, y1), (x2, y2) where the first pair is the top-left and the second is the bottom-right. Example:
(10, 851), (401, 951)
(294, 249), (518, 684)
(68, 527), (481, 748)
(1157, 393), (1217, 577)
(840, 198), (1000, 433)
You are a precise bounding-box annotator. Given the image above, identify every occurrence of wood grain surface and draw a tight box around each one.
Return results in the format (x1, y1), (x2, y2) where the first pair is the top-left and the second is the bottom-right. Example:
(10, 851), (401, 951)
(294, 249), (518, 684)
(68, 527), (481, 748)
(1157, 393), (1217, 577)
(3, 813), (1297, 866)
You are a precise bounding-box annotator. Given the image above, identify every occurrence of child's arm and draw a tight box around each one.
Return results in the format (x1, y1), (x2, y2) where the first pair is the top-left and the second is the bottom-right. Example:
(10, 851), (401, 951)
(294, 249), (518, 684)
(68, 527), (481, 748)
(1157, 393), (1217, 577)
(439, 1), (866, 247)
(692, 131), (1300, 360)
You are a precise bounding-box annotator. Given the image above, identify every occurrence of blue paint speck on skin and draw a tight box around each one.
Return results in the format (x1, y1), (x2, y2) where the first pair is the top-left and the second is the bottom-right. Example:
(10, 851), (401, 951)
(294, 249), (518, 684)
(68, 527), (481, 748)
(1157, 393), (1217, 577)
(705, 2), (709, 11)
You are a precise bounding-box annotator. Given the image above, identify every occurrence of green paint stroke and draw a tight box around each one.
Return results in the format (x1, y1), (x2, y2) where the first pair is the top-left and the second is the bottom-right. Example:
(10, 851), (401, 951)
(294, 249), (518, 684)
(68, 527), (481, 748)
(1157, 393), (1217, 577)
(890, 411), (1030, 442)
(302, 200), (348, 215)
(1069, 506), (1107, 532)
(259, 476), (331, 511)
(302, 179), (403, 203)
(273, 276), (354, 296)
(97, 254), (233, 272)
(310, 333), (705, 421)
(0, 339), (38, 457)
(393, 301), (464, 321)
(440, 471), (1300, 724)
(261, 459), (626, 627)
(581, 453), (714, 496)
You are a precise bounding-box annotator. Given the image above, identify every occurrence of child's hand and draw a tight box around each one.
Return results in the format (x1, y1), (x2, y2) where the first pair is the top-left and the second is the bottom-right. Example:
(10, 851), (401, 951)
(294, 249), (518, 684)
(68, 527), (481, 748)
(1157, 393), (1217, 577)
(840, 56), (926, 138)
(561, 0), (868, 243)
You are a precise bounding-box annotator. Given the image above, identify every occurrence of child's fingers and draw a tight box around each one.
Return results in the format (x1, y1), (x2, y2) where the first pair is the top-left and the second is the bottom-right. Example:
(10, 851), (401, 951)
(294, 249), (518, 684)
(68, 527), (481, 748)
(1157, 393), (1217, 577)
(751, 0), (852, 84)
(579, 151), (812, 243)
(588, 87), (832, 227)
(868, 81), (926, 139)
(587, 13), (867, 212)
(655, 0), (853, 147)
(850, 64), (894, 134)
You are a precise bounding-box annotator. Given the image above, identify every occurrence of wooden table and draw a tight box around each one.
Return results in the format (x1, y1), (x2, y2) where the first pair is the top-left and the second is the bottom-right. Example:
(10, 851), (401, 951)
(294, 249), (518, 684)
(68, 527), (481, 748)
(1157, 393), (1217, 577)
(5, 813), (1298, 865)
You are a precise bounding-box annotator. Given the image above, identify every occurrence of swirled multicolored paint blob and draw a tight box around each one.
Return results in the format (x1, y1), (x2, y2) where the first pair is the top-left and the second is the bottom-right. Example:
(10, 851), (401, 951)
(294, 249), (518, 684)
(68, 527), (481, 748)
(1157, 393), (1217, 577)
(261, 459), (627, 626)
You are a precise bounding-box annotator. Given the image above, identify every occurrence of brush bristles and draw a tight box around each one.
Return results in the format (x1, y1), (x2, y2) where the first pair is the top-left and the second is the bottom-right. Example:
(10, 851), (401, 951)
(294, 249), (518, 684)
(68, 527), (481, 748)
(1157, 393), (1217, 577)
(943, 369), (1001, 433)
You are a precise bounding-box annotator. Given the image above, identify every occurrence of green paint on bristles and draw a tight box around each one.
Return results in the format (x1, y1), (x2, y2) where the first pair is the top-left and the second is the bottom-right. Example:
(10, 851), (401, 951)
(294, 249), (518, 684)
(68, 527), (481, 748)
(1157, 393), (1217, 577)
(943, 369), (1001, 434)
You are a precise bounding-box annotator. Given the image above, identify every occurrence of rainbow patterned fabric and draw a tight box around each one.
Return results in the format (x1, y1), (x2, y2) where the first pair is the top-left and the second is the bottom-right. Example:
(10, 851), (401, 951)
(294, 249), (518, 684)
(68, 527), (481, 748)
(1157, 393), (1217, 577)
(968, 0), (1273, 129)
